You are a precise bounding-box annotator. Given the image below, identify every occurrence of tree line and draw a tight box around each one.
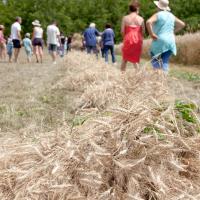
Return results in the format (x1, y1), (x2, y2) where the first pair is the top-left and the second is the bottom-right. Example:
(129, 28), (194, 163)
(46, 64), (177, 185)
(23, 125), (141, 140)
(0, 0), (199, 42)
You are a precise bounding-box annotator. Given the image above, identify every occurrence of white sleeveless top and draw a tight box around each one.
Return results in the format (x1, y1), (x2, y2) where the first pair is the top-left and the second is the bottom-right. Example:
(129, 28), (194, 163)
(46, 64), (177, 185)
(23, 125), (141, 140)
(34, 27), (43, 39)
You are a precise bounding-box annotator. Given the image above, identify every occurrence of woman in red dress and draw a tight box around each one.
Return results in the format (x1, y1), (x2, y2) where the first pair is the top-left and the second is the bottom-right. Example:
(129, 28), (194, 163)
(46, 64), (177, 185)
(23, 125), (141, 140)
(121, 1), (145, 71)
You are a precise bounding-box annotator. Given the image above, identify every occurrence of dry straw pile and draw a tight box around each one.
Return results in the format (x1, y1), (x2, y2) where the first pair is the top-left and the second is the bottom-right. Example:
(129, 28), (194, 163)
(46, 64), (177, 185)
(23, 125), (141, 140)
(1, 52), (200, 199)
(71, 33), (83, 50)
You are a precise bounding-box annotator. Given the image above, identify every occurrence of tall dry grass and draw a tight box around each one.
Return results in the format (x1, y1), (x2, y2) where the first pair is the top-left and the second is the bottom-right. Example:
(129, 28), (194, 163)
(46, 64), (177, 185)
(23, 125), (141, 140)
(0, 52), (200, 199)
(71, 33), (83, 50)
(116, 32), (200, 65)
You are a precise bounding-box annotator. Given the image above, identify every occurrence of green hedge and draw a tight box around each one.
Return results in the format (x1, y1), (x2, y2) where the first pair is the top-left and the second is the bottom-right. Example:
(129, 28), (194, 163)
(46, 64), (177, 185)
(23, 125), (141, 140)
(0, 0), (199, 41)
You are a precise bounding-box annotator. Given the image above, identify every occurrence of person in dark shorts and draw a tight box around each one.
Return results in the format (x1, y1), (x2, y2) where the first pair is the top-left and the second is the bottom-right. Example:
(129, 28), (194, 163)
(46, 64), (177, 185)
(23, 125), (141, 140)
(11, 16), (22, 62)
(47, 21), (60, 64)
(32, 20), (44, 63)
(48, 44), (57, 51)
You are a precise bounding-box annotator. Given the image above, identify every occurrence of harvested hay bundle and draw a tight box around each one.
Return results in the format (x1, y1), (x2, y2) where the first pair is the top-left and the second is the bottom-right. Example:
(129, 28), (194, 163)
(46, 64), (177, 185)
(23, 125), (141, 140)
(71, 33), (83, 50)
(1, 52), (200, 199)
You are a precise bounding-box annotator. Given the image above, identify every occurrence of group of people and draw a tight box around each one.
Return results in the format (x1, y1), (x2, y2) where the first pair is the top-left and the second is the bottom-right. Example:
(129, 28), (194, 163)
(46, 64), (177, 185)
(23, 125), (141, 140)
(83, 23), (116, 64)
(83, 0), (185, 72)
(0, 18), (72, 64)
(0, 0), (185, 72)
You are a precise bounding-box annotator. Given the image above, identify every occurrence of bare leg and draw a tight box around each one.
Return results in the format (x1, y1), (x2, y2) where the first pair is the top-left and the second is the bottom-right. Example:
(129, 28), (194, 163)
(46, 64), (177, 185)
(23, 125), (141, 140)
(51, 51), (57, 63)
(2, 44), (6, 61)
(0, 47), (3, 60)
(38, 46), (43, 63)
(28, 52), (32, 63)
(133, 63), (139, 69)
(34, 46), (39, 63)
(14, 48), (20, 63)
(121, 60), (127, 72)
(8, 54), (12, 63)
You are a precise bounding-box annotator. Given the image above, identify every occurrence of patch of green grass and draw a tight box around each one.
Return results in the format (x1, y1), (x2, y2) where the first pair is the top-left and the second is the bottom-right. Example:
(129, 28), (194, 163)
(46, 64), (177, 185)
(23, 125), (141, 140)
(175, 100), (197, 123)
(116, 55), (122, 63)
(15, 110), (29, 117)
(170, 70), (200, 82)
(143, 125), (165, 140)
(39, 95), (51, 104)
(144, 126), (154, 134)
(0, 105), (7, 114)
(102, 111), (113, 117)
(72, 116), (88, 127)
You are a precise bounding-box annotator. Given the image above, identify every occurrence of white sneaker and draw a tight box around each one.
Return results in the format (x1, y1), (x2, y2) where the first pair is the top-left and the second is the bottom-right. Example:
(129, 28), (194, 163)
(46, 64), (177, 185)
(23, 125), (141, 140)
(53, 61), (57, 65)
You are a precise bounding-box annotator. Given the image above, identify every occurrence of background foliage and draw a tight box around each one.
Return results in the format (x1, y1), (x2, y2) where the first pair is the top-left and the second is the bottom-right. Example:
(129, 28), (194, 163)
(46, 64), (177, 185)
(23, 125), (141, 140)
(0, 0), (199, 41)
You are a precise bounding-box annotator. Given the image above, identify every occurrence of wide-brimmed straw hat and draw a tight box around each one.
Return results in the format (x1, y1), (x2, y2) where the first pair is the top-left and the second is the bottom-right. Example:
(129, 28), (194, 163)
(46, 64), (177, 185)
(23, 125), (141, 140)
(32, 20), (41, 26)
(154, 0), (171, 11)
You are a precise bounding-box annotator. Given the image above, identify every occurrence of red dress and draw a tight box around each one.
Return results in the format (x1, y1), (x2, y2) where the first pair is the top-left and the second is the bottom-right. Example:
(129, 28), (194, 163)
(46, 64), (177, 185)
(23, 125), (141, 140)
(122, 26), (143, 63)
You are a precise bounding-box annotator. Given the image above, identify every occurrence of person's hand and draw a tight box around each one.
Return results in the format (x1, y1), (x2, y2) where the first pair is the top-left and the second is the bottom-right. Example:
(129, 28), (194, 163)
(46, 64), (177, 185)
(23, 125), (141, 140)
(151, 33), (158, 40)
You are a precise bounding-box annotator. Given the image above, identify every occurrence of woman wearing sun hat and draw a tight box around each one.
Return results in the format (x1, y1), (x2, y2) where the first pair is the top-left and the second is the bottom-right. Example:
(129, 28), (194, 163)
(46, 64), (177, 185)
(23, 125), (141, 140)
(146, 0), (185, 72)
(32, 20), (44, 63)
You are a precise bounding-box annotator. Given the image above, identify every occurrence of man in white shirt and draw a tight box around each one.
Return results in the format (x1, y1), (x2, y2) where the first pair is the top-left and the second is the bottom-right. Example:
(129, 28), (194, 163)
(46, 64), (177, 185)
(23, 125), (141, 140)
(11, 16), (22, 62)
(47, 21), (60, 64)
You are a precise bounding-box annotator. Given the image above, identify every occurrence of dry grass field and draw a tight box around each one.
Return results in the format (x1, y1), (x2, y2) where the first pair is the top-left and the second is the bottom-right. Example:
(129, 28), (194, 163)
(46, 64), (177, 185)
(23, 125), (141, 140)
(0, 54), (78, 134)
(0, 51), (200, 199)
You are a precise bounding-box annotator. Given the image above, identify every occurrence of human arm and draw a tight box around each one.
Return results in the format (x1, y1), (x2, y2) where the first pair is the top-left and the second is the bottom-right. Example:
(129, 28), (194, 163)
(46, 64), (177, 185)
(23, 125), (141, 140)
(57, 28), (61, 43)
(30, 40), (33, 51)
(112, 30), (116, 44)
(95, 29), (101, 36)
(121, 16), (125, 37)
(112, 29), (115, 38)
(141, 19), (145, 35)
(41, 28), (44, 39)
(32, 28), (35, 41)
(174, 17), (185, 33)
(17, 24), (22, 40)
(146, 13), (158, 40)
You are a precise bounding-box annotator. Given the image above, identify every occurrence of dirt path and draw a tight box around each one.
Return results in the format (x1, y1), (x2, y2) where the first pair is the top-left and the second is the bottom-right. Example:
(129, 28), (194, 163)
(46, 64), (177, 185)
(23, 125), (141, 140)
(0, 54), (76, 133)
(168, 63), (200, 106)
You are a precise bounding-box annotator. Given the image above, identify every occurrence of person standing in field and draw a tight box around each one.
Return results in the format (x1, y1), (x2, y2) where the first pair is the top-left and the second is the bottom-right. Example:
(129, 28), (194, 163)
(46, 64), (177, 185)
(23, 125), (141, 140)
(11, 16), (22, 63)
(32, 20), (44, 63)
(47, 21), (60, 64)
(60, 32), (66, 57)
(0, 25), (6, 61)
(64, 36), (68, 53)
(6, 35), (13, 63)
(83, 23), (100, 55)
(146, 0), (185, 72)
(102, 24), (116, 64)
(67, 35), (72, 52)
(121, 1), (145, 71)
(23, 33), (33, 63)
